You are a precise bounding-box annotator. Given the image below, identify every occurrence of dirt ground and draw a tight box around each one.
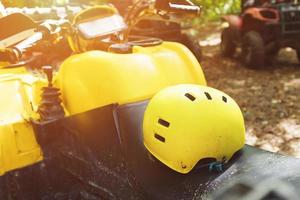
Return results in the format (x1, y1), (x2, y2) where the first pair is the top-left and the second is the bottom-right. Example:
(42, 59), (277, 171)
(194, 23), (300, 157)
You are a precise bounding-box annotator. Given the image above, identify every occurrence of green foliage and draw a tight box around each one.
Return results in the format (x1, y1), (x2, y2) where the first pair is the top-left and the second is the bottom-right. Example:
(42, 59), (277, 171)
(2, 0), (240, 22)
(2, 0), (55, 7)
(193, 0), (241, 22)
(1, 0), (106, 7)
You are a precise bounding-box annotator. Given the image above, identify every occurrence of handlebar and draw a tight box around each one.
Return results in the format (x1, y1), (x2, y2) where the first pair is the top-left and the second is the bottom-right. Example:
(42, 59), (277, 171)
(12, 31), (44, 61)
(124, 0), (201, 41)
(155, 0), (201, 15)
(1, 19), (70, 64)
(168, 3), (201, 15)
(1, 1), (201, 64)
(1, 24), (51, 63)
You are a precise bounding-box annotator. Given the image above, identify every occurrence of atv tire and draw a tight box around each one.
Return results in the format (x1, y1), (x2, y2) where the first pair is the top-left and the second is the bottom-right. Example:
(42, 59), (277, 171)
(296, 46), (300, 65)
(180, 34), (202, 63)
(242, 31), (265, 69)
(221, 27), (236, 57)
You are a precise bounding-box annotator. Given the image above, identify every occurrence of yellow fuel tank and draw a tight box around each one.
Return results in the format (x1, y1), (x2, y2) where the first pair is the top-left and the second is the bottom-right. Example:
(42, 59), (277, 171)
(57, 42), (206, 115)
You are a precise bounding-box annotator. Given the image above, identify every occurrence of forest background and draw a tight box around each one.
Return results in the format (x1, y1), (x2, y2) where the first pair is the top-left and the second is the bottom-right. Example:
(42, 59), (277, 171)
(1, 0), (241, 21)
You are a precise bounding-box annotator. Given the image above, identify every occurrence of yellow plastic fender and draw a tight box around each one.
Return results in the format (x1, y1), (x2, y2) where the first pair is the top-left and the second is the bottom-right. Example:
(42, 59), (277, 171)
(0, 67), (44, 176)
(57, 42), (206, 115)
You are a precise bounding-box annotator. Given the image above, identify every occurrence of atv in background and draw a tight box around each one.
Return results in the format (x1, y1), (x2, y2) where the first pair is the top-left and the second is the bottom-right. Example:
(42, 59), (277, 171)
(221, 0), (300, 68)
(125, 0), (203, 62)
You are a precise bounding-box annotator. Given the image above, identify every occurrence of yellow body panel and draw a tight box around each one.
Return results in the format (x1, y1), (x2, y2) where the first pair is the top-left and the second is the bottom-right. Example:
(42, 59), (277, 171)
(0, 62), (9, 69)
(57, 42), (206, 115)
(0, 67), (44, 176)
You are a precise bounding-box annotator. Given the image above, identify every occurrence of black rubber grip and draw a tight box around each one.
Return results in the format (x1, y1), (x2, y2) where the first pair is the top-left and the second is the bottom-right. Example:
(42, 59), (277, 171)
(14, 31), (44, 58)
(12, 22), (53, 60)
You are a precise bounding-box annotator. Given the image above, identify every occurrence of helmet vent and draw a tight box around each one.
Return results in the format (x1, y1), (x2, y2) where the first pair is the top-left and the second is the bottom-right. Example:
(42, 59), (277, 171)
(185, 93), (196, 101)
(155, 133), (166, 143)
(158, 118), (170, 127)
(222, 96), (227, 103)
(204, 92), (212, 100)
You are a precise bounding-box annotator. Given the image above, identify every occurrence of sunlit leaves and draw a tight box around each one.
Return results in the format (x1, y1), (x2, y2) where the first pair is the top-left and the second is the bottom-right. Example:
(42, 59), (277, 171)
(192, 0), (241, 21)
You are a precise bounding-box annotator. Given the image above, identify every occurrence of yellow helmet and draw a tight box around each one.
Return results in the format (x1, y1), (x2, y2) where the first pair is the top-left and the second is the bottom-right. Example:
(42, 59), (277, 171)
(143, 84), (245, 174)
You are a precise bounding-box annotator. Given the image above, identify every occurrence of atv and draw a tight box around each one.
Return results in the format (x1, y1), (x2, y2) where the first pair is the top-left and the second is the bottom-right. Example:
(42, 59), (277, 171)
(109, 0), (202, 62)
(123, 0), (203, 62)
(0, 2), (206, 199)
(221, 0), (300, 68)
(1, 1), (300, 200)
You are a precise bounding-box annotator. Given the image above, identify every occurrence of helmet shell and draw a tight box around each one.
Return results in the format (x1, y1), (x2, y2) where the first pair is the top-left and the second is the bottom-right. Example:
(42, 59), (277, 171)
(143, 84), (245, 174)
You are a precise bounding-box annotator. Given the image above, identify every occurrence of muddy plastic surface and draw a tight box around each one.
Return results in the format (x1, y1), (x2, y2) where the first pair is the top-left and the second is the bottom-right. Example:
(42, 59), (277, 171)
(2, 101), (300, 199)
(117, 101), (300, 199)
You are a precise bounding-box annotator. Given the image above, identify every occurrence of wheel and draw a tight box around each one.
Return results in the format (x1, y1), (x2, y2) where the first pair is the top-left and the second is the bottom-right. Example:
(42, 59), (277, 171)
(296, 45), (300, 64)
(221, 27), (236, 57)
(269, 46), (280, 56)
(180, 34), (202, 63)
(188, 40), (202, 63)
(0, 178), (8, 200)
(265, 43), (280, 65)
(242, 31), (265, 69)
